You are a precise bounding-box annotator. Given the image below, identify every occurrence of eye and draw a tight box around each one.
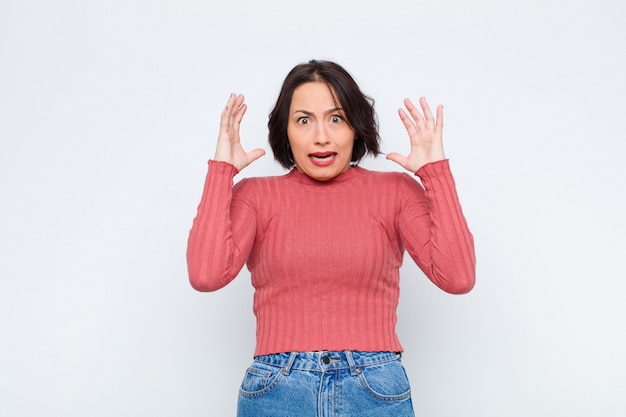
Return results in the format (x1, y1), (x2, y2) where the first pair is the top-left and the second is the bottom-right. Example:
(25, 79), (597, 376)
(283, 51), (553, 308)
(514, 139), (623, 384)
(297, 117), (310, 125)
(330, 115), (343, 123)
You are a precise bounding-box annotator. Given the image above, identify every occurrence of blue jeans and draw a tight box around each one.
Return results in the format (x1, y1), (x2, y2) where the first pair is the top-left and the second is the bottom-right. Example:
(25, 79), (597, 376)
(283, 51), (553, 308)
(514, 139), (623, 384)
(237, 351), (415, 417)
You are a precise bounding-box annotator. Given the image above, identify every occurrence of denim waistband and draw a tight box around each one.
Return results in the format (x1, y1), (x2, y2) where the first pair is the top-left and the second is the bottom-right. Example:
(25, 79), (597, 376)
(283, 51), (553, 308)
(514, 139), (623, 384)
(253, 351), (401, 375)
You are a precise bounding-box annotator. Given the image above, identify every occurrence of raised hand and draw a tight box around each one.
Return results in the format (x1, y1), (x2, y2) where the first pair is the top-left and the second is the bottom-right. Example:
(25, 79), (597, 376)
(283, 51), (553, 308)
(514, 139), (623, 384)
(386, 97), (446, 173)
(214, 93), (265, 171)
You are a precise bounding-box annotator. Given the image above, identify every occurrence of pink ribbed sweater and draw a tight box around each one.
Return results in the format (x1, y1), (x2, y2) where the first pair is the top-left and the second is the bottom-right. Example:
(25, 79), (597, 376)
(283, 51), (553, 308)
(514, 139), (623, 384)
(187, 159), (475, 356)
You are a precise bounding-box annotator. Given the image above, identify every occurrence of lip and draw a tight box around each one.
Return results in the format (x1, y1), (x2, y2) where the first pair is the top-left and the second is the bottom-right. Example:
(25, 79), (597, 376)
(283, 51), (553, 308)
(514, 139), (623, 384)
(309, 152), (337, 167)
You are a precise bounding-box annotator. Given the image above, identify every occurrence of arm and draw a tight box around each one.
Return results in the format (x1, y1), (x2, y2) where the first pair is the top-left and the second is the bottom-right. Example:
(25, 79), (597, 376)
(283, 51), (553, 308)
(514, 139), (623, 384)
(397, 162), (476, 294)
(186, 161), (257, 291)
(388, 97), (475, 293)
(186, 94), (264, 291)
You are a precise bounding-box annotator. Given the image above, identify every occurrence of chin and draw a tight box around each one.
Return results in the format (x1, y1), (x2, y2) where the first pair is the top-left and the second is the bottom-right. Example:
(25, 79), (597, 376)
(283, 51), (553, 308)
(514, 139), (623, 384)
(311, 173), (336, 182)
(295, 157), (350, 181)
(309, 167), (346, 182)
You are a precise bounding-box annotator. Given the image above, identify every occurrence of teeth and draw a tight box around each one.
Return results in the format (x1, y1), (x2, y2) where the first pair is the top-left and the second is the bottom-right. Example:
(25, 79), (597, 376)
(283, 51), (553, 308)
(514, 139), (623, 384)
(311, 154), (335, 160)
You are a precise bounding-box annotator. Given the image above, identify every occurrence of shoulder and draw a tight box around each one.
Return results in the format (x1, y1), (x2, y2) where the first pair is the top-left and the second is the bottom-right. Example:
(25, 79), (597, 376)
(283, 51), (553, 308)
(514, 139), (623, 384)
(355, 169), (427, 211)
(232, 172), (292, 196)
(357, 167), (423, 190)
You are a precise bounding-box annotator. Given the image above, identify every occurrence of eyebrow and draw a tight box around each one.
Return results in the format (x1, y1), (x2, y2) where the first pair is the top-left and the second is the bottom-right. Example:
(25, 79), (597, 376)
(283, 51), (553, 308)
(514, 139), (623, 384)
(292, 107), (344, 115)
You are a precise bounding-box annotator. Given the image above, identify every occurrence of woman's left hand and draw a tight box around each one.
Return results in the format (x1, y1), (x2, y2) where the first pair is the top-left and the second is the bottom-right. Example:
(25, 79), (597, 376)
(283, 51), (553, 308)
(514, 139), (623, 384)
(386, 97), (446, 173)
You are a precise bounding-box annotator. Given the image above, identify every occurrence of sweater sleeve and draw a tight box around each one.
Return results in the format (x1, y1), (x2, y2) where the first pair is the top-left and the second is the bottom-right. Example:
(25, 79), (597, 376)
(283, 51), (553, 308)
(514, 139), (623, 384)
(397, 159), (476, 294)
(186, 160), (257, 292)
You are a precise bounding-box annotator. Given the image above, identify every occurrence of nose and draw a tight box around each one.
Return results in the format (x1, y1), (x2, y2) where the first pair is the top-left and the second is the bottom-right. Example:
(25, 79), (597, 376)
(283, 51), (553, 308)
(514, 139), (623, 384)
(314, 124), (330, 146)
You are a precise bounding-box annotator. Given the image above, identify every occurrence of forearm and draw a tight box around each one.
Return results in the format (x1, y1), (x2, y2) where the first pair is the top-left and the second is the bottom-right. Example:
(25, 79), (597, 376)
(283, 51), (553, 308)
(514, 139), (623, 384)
(186, 160), (247, 292)
(417, 160), (475, 293)
(399, 160), (475, 294)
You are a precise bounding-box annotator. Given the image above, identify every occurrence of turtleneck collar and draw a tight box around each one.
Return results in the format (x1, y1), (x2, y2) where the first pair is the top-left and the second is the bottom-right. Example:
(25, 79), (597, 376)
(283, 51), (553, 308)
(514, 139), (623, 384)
(285, 165), (367, 186)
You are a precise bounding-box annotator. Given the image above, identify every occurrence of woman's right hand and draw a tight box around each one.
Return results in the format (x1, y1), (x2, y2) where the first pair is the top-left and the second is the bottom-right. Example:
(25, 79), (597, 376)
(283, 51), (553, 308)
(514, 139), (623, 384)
(214, 93), (266, 171)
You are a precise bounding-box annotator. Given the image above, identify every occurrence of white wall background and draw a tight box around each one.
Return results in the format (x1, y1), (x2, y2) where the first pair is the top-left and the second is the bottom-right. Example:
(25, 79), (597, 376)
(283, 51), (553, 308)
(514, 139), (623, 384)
(1, 0), (625, 416)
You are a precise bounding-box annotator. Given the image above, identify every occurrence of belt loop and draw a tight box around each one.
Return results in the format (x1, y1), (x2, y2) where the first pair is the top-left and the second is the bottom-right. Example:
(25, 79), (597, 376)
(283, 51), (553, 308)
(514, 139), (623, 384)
(282, 351), (298, 375)
(343, 350), (359, 376)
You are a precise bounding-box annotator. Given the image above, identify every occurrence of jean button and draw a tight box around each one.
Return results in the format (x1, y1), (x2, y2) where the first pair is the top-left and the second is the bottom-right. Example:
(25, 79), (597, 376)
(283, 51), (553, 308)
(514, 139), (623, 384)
(321, 355), (331, 365)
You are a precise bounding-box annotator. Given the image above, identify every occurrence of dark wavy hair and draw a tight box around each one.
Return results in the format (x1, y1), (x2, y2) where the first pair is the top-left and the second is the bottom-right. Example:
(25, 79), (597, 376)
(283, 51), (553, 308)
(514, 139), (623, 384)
(268, 60), (381, 169)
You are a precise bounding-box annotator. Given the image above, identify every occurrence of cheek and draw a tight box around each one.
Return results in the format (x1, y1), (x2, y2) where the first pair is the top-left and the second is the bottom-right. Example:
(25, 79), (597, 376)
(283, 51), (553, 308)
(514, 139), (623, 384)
(341, 137), (356, 155)
(287, 128), (308, 152)
(287, 138), (305, 160)
(286, 124), (300, 145)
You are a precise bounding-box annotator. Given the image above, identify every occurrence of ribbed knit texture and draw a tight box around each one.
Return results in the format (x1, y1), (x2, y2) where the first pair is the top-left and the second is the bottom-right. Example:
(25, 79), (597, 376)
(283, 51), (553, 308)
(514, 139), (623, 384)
(187, 160), (475, 356)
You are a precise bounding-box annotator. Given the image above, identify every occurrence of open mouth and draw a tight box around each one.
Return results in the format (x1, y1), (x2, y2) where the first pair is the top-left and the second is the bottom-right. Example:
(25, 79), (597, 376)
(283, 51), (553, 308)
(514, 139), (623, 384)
(310, 152), (336, 162)
(309, 152), (337, 167)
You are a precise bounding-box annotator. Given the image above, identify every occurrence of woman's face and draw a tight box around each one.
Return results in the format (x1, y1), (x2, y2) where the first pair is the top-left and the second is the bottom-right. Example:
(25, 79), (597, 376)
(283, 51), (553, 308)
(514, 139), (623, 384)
(287, 81), (355, 181)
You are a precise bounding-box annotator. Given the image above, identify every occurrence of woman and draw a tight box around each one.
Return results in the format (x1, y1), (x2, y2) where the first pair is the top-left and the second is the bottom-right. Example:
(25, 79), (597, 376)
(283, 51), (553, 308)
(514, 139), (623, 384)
(187, 60), (475, 416)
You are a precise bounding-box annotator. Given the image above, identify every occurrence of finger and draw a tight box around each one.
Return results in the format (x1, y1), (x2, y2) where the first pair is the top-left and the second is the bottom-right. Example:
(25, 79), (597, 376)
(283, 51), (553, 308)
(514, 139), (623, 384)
(231, 94), (246, 121)
(246, 148), (266, 164)
(222, 93), (245, 119)
(220, 94), (236, 123)
(398, 108), (419, 138)
(419, 97), (435, 128)
(385, 152), (408, 167)
(435, 104), (443, 132)
(221, 94), (247, 135)
(233, 102), (247, 127)
(218, 94), (246, 144)
(404, 98), (426, 131)
(233, 93), (245, 111)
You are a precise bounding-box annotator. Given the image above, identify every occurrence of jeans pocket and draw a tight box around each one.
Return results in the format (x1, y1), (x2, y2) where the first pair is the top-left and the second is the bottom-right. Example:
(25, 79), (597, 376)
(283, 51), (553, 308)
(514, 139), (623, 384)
(239, 362), (284, 398)
(358, 360), (412, 402)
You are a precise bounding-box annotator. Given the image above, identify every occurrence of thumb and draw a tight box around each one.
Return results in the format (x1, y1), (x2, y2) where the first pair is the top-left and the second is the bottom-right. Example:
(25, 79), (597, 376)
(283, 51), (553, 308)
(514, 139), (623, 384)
(247, 148), (266, 164)
(385, 152), (406, 167)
